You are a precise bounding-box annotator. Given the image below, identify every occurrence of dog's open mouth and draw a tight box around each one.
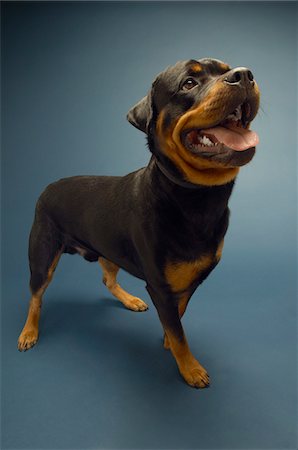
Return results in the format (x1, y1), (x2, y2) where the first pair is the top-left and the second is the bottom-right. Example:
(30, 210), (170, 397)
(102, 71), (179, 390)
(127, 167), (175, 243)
(182, 103), (259, 156)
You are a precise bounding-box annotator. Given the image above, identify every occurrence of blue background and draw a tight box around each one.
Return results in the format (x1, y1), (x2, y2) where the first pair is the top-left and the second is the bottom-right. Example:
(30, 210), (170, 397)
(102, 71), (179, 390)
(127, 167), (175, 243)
(1, 2), (297, 449)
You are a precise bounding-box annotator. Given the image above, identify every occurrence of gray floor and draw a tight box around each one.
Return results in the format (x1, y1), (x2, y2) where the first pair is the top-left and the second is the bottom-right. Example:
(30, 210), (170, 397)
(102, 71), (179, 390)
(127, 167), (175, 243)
(2, 254), (297, 449)
(2, 2), (297, 448)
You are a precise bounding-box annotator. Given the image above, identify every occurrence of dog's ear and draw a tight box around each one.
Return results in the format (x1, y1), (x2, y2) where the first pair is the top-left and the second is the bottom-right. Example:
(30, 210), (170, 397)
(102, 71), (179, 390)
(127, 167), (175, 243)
(126, 91), (153, 134)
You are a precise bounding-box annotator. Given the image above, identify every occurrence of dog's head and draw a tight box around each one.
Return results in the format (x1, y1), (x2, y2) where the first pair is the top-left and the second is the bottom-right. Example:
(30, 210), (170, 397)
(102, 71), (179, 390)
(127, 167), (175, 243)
(127, 58), (260, 186)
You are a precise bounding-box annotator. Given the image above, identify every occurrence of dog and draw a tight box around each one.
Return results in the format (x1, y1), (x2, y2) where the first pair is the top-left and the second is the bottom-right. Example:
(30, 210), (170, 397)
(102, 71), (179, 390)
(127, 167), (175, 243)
(18, 58), (260, 388)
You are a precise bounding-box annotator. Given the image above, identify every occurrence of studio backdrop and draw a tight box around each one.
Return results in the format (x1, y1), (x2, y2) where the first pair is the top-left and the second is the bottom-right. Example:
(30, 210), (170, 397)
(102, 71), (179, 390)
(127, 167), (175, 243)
(1, 2), (297, 449)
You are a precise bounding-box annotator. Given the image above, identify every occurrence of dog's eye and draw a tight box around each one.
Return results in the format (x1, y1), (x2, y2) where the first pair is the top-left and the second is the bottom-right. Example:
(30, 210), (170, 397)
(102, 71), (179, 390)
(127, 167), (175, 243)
(182, 78), (198, 91)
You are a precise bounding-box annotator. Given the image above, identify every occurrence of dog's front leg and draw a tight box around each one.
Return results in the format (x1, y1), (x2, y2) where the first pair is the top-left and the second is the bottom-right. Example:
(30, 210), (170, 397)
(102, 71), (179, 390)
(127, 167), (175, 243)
(146, 284), (209, 389)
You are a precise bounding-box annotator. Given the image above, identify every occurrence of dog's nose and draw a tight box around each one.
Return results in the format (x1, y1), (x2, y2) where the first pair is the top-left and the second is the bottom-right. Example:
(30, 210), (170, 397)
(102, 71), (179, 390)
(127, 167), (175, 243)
(224, 67), (254, 87)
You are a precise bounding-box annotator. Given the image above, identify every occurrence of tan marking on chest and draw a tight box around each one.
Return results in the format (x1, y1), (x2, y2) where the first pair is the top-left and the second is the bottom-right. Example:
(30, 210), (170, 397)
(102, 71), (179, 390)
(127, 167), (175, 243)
(165, 255), (214, 293)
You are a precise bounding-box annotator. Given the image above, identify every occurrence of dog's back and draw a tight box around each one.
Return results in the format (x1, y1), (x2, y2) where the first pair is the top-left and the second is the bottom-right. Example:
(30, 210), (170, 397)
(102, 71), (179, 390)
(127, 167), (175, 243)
(18, 58), (260, 389)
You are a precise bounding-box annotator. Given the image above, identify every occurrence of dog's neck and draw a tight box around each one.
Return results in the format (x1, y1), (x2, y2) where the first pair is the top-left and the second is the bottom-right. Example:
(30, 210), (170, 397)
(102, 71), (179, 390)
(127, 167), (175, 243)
(144, 156), (235, 218)
(148, 155), (234, 193)
(154, 158), (203, 190)
(141, 157), (234, 258)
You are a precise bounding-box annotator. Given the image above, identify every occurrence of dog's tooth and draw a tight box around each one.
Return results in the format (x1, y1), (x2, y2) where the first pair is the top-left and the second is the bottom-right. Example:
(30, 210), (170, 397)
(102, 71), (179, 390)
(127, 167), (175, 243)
(200, 135), (213, 146)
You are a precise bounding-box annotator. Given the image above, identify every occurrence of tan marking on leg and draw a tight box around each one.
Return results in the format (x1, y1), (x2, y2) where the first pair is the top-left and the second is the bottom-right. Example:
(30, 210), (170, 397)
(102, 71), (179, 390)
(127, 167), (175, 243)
(164, 292), (190, 349)
(18, 250), (63, 351)
(216, 239), (224, 262)
(178, 292), (190, 318)
(98, 257), (148, 312)
(18, 294), (42, 351)
(165, 255), (213, 293)
(163, 333), (171, 350)
(165, 329), (209, 388)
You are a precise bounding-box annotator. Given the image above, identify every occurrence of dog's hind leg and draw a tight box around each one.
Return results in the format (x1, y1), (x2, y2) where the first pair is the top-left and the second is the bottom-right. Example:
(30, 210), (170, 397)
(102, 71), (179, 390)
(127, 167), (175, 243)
(98, 257), (148, 312)
(18, 207), (63, 351)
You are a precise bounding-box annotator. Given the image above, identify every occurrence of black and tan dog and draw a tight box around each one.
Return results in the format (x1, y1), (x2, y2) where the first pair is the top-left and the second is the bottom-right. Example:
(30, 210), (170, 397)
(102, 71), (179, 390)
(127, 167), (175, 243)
(18, 58), (260, 388)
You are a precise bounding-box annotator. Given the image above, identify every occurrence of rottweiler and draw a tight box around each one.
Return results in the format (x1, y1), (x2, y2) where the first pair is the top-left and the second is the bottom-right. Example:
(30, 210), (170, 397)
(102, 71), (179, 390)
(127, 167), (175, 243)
(18, 58), (260, 388)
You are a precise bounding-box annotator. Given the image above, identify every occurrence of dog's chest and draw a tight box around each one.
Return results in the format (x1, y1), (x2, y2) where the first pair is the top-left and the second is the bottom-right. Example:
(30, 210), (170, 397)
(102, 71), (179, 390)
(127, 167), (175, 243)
(164, 240), (223, 293)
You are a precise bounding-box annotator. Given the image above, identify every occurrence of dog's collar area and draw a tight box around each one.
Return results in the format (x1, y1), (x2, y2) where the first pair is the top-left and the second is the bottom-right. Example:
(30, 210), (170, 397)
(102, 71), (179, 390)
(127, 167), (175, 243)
(155, 159), (202, 189)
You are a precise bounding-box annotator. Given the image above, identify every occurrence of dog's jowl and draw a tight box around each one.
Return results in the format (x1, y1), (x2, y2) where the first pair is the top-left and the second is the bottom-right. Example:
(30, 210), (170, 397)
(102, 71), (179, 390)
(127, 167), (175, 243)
(18, 58), (260, 389)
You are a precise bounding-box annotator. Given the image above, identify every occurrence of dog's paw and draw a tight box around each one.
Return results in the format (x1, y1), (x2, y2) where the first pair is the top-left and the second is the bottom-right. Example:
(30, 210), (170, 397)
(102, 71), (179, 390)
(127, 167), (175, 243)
(179, 361), (210, 389)
(125, 297), (149, 312)
(18, 329), (38, 352)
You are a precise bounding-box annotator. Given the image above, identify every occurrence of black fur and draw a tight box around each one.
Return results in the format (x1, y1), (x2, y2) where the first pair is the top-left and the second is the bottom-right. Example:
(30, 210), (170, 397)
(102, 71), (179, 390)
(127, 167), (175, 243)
(27, 58), (260, 386)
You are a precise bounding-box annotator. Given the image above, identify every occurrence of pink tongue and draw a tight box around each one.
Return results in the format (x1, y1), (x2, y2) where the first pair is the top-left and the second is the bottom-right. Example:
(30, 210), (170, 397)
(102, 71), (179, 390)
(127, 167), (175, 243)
(203, 126), (259, 151)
